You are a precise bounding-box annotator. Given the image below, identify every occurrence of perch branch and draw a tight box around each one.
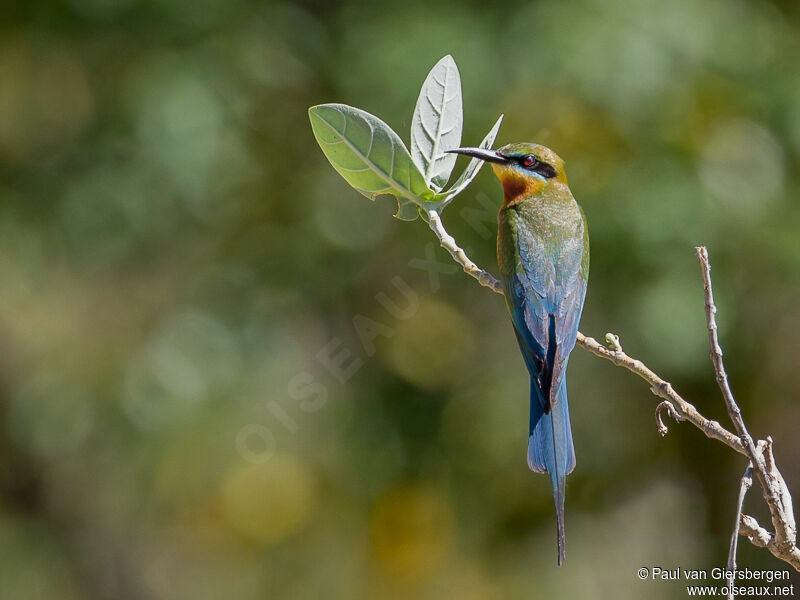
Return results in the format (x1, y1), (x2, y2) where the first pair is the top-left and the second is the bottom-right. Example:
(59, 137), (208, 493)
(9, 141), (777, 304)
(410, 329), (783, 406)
(424, 210), (798, 571)
(575, 331), (745, 454)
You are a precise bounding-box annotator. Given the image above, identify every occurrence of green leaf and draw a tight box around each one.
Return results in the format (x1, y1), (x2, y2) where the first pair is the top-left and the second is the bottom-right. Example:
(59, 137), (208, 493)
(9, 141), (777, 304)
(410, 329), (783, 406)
(309, 103), (434, 221)
(410, 55), (463, 192)
(436, 114), (503, 209)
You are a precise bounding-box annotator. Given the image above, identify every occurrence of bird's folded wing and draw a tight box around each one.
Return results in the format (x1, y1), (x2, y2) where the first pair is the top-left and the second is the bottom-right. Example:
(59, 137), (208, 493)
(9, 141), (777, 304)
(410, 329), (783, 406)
(550, 274), (587, 396)
(504, 236), (587, 411)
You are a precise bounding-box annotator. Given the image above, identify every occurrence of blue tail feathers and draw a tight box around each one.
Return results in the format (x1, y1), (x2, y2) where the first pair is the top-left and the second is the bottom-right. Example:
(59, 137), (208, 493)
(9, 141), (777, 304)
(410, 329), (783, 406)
(527, 376), (575, 566)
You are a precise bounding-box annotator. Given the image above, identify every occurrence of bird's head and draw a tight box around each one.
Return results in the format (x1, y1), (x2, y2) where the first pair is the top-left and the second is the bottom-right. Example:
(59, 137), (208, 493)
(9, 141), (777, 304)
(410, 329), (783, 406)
(448, 142), (566, 206)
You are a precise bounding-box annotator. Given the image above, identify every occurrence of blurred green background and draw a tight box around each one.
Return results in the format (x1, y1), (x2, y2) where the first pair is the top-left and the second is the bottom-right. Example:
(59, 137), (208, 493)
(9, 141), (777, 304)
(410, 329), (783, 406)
(2, 0), (800, 598)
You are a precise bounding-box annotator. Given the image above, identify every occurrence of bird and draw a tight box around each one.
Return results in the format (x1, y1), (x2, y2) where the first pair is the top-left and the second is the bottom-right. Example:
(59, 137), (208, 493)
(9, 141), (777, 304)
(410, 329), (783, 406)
(449, 143), (589, 566)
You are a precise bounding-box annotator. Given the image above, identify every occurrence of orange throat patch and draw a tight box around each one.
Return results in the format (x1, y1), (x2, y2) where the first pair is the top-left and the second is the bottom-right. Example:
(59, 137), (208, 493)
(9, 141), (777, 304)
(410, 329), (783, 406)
(493, 165), (545, 207)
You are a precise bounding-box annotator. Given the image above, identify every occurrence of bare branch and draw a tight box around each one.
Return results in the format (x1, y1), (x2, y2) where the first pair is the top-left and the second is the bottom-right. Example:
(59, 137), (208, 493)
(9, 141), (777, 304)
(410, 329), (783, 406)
(698, 247), (798, 564)
(757, 437), (797, 549)
(764, 438), (796, 536)
(741, 514), (774, 548)
(727, 463), (754, 599)
(697, 249), (764, 471)
(741, 514), (800, 570)
(575, 332), (745, 454)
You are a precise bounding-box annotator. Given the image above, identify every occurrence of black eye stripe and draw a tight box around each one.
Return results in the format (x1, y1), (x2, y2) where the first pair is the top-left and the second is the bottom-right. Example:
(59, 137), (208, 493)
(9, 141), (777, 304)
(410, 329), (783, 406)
(515, 155), (557, 179)
(534, 162), (558, 179)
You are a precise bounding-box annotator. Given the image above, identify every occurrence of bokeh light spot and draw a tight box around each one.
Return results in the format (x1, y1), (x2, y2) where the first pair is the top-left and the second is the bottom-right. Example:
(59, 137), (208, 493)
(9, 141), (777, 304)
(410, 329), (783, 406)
(219, 455), (317, 545)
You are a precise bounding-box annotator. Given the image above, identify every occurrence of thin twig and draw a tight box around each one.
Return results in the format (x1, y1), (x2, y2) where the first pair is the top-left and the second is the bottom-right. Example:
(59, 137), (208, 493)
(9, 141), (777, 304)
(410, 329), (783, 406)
(697, 247), (798, 562)
(697, 250), (765, 478)
(727, 463), (754, 599)
(655, 400), (682, 437)
(576, 332), (745, 453)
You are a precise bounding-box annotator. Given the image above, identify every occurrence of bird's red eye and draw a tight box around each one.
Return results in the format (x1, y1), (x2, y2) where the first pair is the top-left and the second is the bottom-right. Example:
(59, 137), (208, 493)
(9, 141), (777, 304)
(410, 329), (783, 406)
(523, 155), (537, 167)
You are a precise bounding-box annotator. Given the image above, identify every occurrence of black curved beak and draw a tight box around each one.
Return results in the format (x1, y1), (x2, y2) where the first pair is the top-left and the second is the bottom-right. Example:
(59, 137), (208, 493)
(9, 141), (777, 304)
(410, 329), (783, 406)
(446, 147), (509, 164)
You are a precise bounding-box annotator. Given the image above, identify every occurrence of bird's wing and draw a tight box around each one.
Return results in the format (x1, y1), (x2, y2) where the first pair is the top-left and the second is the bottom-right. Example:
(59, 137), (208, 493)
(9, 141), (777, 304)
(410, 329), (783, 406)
(551, 270), (587, 396)
(502, 224), (557, 412)
(505, 273), (548, 382)
(503, 221), (587, 412)
(551, 211), (590, 396)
